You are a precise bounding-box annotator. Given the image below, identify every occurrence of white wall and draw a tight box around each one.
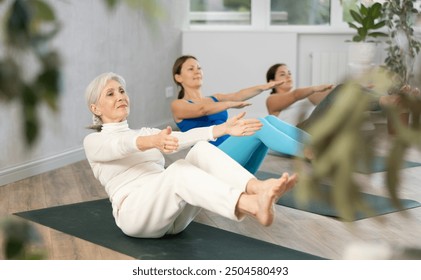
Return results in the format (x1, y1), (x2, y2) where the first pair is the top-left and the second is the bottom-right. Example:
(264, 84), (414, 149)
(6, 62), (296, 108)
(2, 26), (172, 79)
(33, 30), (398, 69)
(297, 33), (352, 86)
(182, 31), (298, 119)
(182, 30), (358, 123)
(0, 0), (189, 186)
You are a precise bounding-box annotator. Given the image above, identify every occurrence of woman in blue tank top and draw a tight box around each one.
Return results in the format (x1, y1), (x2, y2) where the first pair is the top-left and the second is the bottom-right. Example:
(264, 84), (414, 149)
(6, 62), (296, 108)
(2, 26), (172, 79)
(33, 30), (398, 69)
(171, 55), (312, 174)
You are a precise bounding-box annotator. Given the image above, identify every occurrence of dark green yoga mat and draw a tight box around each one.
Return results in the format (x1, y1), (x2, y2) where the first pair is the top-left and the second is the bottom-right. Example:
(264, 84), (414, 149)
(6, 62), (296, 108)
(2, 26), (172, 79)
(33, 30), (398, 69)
(256, 170), (421, 221)
(359, 156), (421, 174)
(268, 152), (421, 174)
(15, 199), (324, 260)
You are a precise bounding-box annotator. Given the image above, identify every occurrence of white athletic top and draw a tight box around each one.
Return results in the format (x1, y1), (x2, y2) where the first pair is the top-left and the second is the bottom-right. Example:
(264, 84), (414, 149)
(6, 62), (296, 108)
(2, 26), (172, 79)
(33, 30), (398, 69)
(83, 120), (215, 207)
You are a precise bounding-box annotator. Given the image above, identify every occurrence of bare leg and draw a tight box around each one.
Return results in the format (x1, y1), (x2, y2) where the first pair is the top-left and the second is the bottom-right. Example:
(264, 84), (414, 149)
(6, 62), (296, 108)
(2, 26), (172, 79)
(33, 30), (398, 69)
(235, 173), (297, 226)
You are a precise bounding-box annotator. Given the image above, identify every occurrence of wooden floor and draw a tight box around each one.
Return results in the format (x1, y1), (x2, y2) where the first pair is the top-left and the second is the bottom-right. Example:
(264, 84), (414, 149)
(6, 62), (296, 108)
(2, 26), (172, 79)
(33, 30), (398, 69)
(1, 122), (420, 260)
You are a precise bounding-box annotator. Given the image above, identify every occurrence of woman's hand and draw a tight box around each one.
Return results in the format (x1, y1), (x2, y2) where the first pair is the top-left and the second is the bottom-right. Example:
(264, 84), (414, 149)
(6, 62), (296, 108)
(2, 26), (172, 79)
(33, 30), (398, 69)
(224, 112), (262, 136)
(228, 101), (252, 109)
(156, 126), (179, 153)
(136, 127), (179, 153)
(312, 84), (334, 93)
(261, 81), (284, 91)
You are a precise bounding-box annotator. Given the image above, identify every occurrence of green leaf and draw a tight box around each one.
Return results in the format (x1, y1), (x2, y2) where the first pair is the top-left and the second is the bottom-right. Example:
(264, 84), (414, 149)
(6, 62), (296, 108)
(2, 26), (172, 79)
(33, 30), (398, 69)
(348, 22), (359, 29)
(405, 0), (414, 8)
(30, 0), (56, 21)
(350, 9), (363, 23)
(6, 0), (31, 47)
(5, 239), (25, 259)
(361, 4), (368, 16)
(103, 0), (119, 9)
(36, 68), (61, 111)
(0, 59), (23, 100)
(372, 21), (386, 29)
(22, 86), (39, 145)
(370, 2), (383, 18)
(368, 31), (388, 38)
(3, 218), (31, 259)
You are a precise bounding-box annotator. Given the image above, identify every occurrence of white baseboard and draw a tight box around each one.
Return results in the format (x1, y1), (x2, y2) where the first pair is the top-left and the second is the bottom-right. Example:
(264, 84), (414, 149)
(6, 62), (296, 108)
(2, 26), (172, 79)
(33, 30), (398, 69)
(0, 147), (86, 187)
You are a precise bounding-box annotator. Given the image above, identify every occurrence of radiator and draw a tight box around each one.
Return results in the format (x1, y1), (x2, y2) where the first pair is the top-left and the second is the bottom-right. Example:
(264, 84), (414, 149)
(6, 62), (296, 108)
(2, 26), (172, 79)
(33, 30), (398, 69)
(310, 51), (348, 85)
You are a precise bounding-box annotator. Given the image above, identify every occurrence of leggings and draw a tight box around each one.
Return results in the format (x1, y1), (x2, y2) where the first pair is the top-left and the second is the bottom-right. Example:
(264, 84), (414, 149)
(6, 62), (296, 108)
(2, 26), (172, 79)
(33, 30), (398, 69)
(218, 115), (311, 174)
(297, 84), (381, 131)
(217, 85), (380, 174)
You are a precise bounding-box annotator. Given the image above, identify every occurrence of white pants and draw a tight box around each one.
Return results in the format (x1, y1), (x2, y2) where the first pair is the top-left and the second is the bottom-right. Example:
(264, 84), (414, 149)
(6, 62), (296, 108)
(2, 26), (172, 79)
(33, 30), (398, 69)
(115, 141), (255, 238)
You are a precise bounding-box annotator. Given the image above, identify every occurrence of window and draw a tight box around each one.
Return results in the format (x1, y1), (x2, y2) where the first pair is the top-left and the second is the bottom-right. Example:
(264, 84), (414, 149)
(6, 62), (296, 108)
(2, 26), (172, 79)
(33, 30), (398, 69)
(270, 0), (330, 26)
(189, 0), (399, 31)
(189, 0), (333, 28)
(189, 0), (251, 25)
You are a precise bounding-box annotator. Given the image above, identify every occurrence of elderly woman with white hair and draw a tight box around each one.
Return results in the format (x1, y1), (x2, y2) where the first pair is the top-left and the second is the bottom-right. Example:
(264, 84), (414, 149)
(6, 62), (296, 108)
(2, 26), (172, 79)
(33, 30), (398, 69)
(83, 72), (297, 238)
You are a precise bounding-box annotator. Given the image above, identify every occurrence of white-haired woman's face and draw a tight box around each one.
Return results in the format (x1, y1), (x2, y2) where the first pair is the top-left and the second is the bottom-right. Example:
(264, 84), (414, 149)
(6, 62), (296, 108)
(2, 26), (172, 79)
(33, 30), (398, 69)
(90, 79), (130, 123)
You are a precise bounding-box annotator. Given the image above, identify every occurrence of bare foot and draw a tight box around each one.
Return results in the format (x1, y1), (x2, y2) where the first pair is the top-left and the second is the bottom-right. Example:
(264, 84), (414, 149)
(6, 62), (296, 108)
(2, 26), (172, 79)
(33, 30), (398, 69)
(242, 173), (297, 226)
(379, 95), (409, 113)
(246, 172), (297, 195)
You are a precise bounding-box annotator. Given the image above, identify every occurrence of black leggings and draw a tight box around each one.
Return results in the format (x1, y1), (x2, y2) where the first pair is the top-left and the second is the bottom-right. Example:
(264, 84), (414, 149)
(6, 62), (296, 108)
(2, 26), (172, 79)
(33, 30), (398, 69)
(297, 84), (381, 131)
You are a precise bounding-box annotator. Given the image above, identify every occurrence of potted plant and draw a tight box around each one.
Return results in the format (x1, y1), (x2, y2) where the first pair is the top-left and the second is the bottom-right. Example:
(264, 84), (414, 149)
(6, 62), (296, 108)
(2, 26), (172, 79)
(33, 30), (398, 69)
(381, 0), (421, 134)
(347, 1), (388, 42)
(383, 0), (421, 89)
(345, 1), (388, 75)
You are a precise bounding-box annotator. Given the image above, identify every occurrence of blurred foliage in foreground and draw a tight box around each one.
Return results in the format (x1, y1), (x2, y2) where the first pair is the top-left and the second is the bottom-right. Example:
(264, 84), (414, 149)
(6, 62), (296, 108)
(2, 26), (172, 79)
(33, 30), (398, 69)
(0, 0), (163, 146)
(0, 217), (46, 259)
(0, 0), (62, 145)
(294, 68), (421, 221)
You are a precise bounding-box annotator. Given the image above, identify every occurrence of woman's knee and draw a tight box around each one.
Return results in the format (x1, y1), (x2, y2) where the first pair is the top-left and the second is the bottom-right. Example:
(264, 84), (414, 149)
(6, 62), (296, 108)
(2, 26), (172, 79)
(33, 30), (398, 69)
(190, 140), (214, 153)
(263, 115), (279, 122)
(186, 140), (222, 165)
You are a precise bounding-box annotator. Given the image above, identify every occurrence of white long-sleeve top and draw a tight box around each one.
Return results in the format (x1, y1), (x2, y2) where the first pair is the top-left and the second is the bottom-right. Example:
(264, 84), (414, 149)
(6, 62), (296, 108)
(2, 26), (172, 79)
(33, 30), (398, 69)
(83, 120), (216, 207)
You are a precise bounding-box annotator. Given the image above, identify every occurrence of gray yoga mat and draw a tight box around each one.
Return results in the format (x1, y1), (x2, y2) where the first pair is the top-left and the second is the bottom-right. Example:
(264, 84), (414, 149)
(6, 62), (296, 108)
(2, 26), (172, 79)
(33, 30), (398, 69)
(15, 199), (324, 260)
(256, 170), (421, 221)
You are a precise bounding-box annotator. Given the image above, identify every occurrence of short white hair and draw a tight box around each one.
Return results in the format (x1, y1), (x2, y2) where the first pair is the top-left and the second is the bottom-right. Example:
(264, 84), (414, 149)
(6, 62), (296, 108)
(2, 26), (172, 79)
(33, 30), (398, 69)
(84, 72), (126, 130)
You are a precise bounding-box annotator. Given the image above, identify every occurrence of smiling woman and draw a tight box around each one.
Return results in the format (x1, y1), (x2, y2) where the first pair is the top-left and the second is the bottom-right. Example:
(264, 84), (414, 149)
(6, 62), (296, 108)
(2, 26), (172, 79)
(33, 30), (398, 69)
(90, 80), (130, 124)
(82, 72), (297, 238)
(170, 55), (314, 173)
(265, 63), (335, 123)
(85, 73), (130, 131)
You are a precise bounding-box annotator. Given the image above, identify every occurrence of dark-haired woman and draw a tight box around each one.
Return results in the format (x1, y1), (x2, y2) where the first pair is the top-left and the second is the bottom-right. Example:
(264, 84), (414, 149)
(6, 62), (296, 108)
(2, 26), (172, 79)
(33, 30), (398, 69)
(171, 55), (312, 174)
(265, 63), (335, 130)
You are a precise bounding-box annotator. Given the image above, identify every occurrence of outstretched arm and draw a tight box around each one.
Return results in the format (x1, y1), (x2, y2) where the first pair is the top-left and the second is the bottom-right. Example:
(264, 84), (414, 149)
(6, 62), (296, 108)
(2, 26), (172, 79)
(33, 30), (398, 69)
(85, 113), (262, 160)
(171, 82), (284, 122)
(171, 99), (250, 123)
(306, 84), (335, 105)
(170, 112), (263, 152)
(266, 84), (334, 116)
(212, 112), (262, 138)
(136, 126), (179, 153)
(214, 81), (284, 102)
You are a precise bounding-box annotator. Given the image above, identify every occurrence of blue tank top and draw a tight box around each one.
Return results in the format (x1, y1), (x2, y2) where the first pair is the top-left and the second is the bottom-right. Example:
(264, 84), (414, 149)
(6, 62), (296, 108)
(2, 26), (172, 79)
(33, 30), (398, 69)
(176, 96), (229, 146)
